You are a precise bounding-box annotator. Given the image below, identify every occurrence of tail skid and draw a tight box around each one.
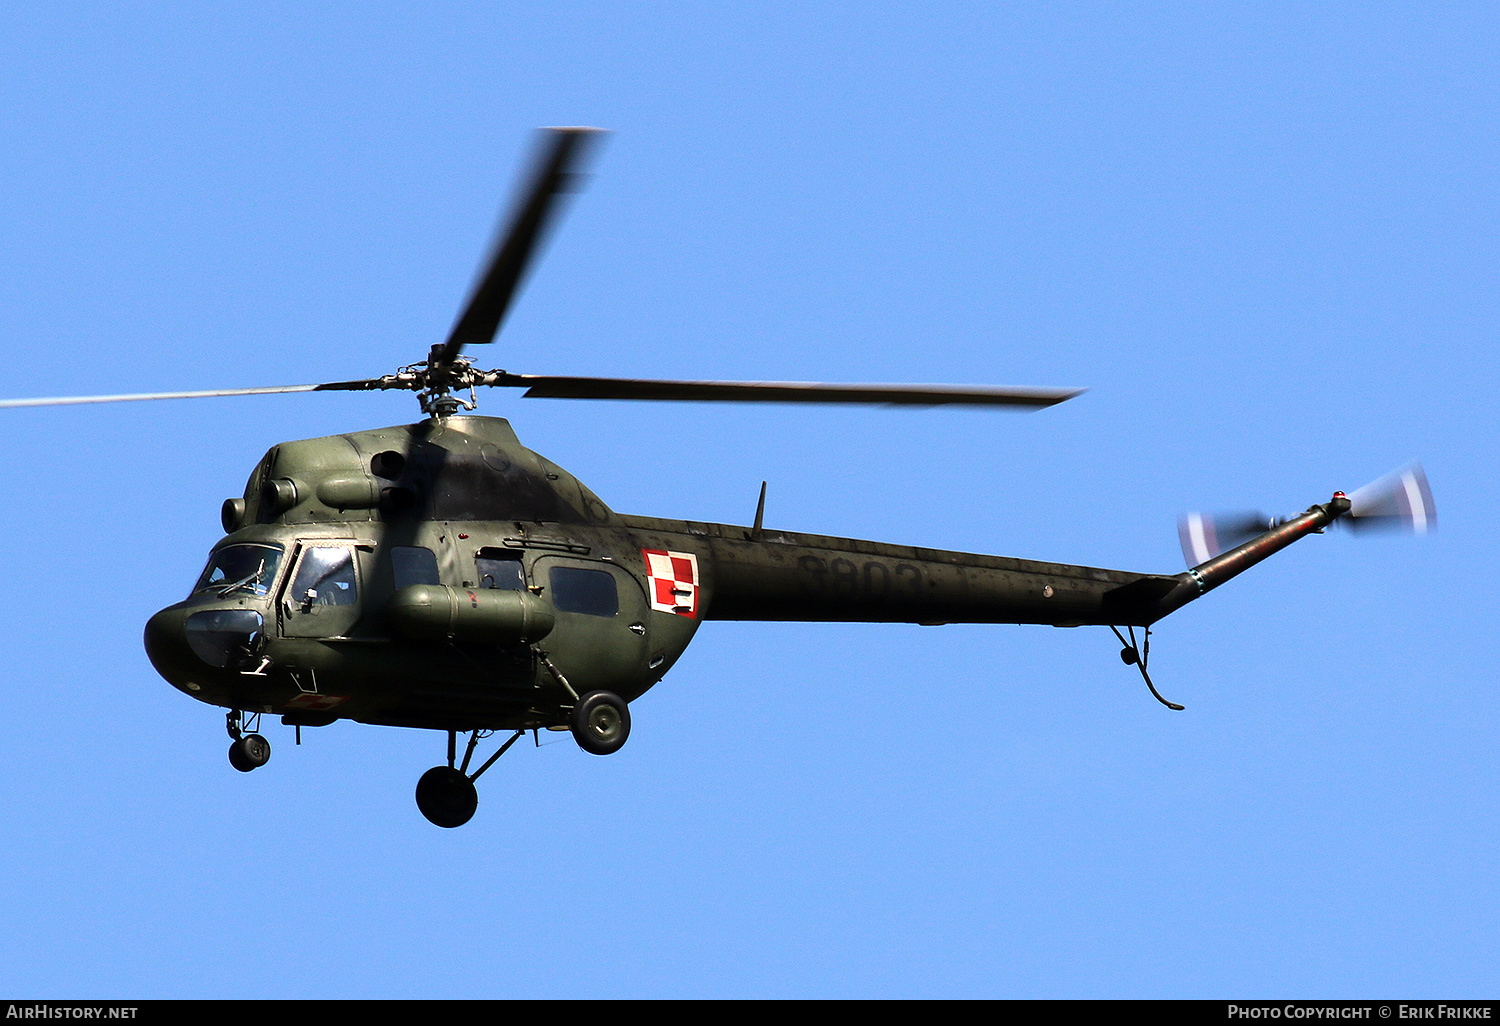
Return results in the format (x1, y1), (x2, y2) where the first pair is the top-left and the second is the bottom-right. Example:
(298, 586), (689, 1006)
(1110, 624), (1183, 710)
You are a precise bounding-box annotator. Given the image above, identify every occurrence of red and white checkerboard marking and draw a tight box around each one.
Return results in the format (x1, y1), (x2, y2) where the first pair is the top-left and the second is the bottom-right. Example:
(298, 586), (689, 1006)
(642, 548), (699, 618)
(284, 693), (349, 711)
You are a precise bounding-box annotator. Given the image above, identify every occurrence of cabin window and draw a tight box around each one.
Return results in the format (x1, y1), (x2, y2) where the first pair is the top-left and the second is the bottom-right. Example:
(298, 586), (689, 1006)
(475, 548), (525, 591)
(194, 544), (284, 598)
(290, 546), (358, 607)
(391, 546), (441, 589)
(548, 566), (618, 617)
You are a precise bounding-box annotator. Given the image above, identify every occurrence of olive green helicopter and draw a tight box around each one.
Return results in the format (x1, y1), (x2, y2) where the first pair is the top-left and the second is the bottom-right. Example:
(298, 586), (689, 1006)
(0, 128), (1435, 827)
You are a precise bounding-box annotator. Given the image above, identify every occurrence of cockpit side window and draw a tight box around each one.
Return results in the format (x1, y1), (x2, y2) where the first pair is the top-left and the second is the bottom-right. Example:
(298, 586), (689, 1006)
(289, 546), (358, 607)
(194, 544), (284, 598)
(475, 548), (525, 591)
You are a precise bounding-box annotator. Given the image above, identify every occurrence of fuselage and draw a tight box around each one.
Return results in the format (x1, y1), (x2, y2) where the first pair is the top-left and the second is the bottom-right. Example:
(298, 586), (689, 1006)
(144, 415), (1200, 733)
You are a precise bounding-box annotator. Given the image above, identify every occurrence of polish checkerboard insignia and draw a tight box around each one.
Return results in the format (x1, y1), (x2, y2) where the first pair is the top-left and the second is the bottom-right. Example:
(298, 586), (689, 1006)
(284, 693), (349, 711)
(643, 548), (700, 618)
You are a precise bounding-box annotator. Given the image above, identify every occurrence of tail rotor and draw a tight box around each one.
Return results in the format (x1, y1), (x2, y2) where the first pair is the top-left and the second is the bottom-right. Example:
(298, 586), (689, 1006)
(1178, 463), (1435, 566)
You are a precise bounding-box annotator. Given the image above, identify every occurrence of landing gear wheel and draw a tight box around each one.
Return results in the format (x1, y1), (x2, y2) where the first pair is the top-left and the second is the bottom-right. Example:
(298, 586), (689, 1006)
(228, 733), (271, 772)
(570, 691), (631, 755)
(415, 766), (478, 828)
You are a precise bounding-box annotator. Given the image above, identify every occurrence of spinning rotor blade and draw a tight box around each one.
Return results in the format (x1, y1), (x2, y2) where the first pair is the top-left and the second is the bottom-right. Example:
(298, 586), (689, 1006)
(0, 371), (1084, 414)
(438, 127), (604, 366)
(1345, 463), (1436, 534)
(4, 129), (1084, 420)
(507, 375), (1083, 408)
(1177, 462), (1435, 566)
(1177, 511), (1276, 565)
(0, 379), (387, 409)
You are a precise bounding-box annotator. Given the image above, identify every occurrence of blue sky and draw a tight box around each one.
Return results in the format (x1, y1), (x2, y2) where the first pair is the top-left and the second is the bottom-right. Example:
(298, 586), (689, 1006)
(0, 3), (1493, 998)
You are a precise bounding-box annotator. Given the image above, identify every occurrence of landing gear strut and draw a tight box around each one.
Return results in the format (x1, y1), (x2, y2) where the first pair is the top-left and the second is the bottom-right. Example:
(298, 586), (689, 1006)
(411, 688), (635, 827)
(225, 709), (271, 771)
(538, 656), (632, 757)
(415, 728), (524, 828)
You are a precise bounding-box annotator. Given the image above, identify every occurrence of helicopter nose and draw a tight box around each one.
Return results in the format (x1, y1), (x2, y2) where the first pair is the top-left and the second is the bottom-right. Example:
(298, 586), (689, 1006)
(147, 604), (268, 680)
(144, 605), (194, 685)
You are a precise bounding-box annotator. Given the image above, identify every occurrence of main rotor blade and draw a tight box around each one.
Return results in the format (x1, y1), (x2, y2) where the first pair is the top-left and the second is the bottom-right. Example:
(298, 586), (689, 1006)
(508, 375), (1084, 408)
(0, 379), (387, 409)
(439, 127), (604, 366)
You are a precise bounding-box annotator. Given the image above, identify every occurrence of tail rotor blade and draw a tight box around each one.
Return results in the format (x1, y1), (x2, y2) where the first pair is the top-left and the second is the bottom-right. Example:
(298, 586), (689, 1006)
(1178, 511), (1274, 565)
(1345, 463), (1436, 534)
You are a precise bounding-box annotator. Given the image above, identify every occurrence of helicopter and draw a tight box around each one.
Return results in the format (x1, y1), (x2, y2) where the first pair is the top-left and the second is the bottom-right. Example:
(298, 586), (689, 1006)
(0, 127), (1436, 828)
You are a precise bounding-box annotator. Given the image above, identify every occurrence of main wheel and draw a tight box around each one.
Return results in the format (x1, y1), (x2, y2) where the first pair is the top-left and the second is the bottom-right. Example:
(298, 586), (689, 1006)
(570, 691), (631, 756)
(228, 733), (271, 772)
(415, 766), (478, 828)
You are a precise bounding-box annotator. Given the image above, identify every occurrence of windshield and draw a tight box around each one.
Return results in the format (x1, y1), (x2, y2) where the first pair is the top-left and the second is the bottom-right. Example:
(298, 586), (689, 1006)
(193, 543), (284, 598)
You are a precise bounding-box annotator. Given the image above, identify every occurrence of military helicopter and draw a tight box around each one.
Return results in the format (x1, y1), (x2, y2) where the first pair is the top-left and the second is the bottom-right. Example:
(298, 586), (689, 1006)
(0, 128), (1435, 828)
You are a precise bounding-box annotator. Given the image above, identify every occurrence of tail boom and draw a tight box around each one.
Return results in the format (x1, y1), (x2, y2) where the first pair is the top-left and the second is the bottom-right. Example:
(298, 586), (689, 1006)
(619, 492), (1351, 631)
(1137, 492), (1353, 623)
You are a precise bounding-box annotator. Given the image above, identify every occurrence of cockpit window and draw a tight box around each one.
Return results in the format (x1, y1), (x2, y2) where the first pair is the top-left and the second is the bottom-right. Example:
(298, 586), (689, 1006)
(290, 546), (358, 607)
(194, 544), (284, 598)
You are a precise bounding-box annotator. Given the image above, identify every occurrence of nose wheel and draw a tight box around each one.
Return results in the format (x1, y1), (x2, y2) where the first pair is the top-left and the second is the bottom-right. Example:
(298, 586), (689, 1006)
(225, 709), (271, 772)
(228, 733), (271, 771)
